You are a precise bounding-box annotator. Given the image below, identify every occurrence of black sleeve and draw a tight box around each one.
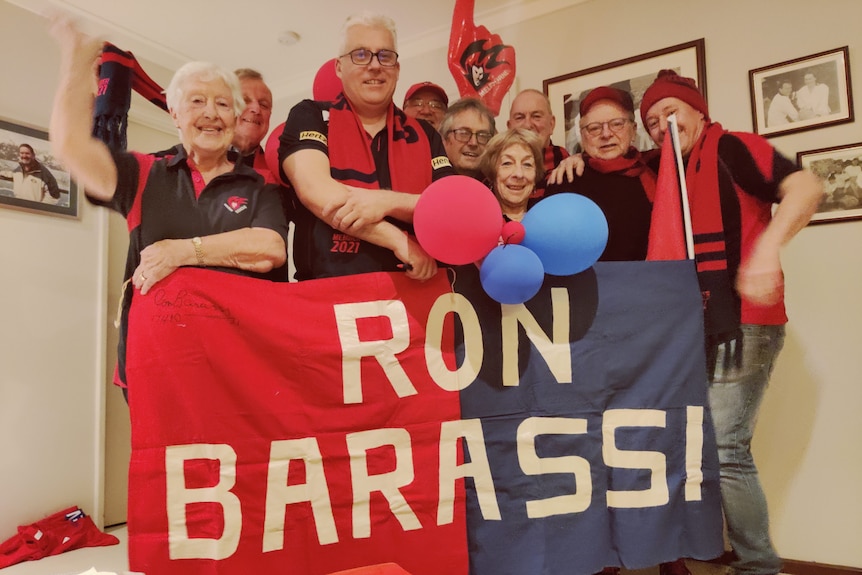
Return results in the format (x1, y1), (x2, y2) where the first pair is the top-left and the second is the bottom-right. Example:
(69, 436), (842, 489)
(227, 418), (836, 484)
(85, 151), (143, 217)
(277, 100), (330, 184)
(38, 164), (61, 198)
(420, 121), (456, 181)
(718, 133), (799, 204)
(250, 183), (291, 249)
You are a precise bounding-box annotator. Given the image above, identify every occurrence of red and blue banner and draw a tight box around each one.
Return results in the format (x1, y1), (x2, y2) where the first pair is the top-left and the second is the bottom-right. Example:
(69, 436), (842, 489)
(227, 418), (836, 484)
(125, 262), (722, 575)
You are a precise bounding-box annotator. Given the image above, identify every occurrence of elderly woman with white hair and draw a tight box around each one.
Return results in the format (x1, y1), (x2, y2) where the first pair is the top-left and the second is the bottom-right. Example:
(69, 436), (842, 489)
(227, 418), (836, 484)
(49, 17), (288, 393)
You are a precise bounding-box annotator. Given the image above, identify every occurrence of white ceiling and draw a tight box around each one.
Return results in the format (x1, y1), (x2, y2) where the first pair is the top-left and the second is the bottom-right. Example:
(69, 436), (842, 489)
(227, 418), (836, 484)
(14, 0), (592, 95)
(10, 0), (589, 131)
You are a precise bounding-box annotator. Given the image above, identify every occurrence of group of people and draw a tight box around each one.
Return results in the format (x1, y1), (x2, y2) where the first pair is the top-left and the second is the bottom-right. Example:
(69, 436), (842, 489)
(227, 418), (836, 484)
(766, 71), (831, 126)
(48, 9), (823, 575)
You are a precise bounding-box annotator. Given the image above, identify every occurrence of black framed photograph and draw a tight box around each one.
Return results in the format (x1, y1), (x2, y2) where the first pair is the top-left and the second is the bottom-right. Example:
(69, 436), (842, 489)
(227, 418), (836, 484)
(543, 39), (706, 155)
(797, 142), (862, 224)
(0, 118), (78, 217)
(749, 47), (853, 138)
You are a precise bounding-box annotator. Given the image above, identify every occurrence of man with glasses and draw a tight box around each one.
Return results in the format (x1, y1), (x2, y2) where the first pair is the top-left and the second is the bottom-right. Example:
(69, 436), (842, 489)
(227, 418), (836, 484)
(439, 97), (496, 181)
(403, 81), (449, 129)
(546, 86), (655, 261)
(279, 12), (453, 281)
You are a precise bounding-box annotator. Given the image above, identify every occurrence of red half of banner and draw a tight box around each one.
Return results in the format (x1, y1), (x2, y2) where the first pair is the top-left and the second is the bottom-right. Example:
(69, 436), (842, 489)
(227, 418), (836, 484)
(125, 269), (468, 575)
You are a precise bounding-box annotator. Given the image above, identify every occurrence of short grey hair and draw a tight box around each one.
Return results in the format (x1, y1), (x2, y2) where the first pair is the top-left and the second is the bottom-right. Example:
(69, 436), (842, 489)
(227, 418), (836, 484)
(338, 12), (398, 56)
(439, 98), (497, 139)
(234, 68), (264, 82)
(165, 61), (245, 117)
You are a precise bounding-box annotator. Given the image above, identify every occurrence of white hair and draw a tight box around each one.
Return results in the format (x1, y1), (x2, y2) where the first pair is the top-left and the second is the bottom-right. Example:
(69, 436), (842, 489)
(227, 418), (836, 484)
(165, 61), (245, 117)
(337, 12), (398, 56)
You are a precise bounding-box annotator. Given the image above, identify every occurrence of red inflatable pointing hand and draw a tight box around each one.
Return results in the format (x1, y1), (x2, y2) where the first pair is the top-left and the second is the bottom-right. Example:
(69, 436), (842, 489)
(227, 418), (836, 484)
(447, 0), (516, 116)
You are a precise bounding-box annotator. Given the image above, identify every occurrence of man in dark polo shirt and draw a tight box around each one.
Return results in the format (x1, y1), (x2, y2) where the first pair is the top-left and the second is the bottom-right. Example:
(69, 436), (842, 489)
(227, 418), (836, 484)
(279, 12), (453, 281)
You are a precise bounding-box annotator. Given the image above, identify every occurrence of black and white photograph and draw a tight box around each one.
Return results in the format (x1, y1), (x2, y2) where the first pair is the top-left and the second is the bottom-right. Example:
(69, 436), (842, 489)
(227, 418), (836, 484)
(798, 142), (862, 224)
(543, 39), (706, 155)
(750, 47), (853, 137)
(0, 118), (78, 217)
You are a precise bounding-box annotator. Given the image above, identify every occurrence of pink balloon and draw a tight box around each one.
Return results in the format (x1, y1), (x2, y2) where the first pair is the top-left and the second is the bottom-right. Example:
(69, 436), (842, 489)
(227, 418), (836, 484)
(263, 122), (287, 186)
(313, 58), (342, 101)
(501, 220), (525, 244)
(414, 176), (503, 265)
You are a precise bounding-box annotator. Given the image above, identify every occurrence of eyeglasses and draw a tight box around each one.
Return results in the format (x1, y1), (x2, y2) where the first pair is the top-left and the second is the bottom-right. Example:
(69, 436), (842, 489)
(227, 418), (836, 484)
(447, 128), (493, 145)
(340, 48), (399, 67)
(405, 98), (446, 111)
(580, 118), (633, 137)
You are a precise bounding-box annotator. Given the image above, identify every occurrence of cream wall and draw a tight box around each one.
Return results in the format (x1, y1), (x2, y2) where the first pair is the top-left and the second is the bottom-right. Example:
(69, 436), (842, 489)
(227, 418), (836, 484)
(2, 0), (859, 568)
(0, 0), (108, 534)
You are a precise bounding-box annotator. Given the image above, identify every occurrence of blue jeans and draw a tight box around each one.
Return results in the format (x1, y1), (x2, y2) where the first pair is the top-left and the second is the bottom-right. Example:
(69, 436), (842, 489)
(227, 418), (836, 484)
(708, 324), (785, 575)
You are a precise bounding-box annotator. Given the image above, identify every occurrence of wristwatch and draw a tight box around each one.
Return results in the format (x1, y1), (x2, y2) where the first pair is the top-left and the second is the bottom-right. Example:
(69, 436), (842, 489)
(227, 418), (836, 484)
(192, 236), (206, 267)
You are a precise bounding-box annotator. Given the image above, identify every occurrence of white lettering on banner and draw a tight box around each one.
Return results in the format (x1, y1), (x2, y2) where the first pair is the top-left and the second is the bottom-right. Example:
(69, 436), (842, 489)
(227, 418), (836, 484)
(425, 293), (483, 392)
(263, 438), (338, 550)
(163, 409), (704, 558)
(334, 300), (416, 404)
(336, 288), (574, 405)
(518, 417), (592, 518)
(501, 288), (572, 387)
(347, 428), (422, 538)
(603, 409), (669, 508)
(165, 444), (242, 560)
(685, 406), (705, 501)
(438, 419), (501, 523)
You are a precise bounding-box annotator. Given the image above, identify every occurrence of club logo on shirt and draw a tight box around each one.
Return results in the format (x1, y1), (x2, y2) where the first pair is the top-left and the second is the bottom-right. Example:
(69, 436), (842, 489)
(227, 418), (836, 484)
(224, 196), (249, 214)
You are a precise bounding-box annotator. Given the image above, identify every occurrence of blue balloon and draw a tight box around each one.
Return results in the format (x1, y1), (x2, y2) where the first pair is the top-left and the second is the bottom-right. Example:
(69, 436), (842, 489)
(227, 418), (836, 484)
(480, 245), (545, 304)
(521, 193), (609, 276)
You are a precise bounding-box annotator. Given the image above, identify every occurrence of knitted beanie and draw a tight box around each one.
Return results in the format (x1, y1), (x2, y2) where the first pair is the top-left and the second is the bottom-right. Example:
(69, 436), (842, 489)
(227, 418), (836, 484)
(640, 69), (708, 125)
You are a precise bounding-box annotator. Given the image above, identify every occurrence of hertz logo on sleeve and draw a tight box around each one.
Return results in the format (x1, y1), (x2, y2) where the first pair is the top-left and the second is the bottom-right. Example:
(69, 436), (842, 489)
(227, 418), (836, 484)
(432, 156), (452, 170)
(299, 131), (328, 145)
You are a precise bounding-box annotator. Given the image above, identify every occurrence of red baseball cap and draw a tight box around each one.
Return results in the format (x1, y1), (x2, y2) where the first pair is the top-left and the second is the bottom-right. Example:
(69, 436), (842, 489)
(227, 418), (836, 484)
(403, 82), (449, 107)
(579, 86), (634, 117)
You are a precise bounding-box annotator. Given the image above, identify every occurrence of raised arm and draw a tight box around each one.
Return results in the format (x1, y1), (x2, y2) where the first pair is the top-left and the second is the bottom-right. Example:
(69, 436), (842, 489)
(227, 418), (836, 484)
(736, 169), (822, 305)
(48, 16), (118, 202)
(283, 148), (435, 280)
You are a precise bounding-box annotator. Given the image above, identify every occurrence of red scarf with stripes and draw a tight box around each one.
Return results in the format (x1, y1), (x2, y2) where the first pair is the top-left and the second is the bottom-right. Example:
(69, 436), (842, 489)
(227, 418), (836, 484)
(685, 122), (739, 343)
(327, 95), (432, 194)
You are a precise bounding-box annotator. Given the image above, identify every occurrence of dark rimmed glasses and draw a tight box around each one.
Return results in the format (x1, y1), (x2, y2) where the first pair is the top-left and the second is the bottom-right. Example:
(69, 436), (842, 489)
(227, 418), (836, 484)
(580, 118), (633, 137)
(447, 128), (493, 145)
(340, 48), (399, 67)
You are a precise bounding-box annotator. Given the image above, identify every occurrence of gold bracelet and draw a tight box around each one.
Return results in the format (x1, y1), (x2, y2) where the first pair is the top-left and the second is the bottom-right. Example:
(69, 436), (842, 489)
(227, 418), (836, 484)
(192, 236), (206, 267)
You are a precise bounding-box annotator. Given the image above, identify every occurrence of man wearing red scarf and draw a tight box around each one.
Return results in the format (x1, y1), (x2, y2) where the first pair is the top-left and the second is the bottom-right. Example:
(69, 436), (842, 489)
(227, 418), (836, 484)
(545, 86), (655, 262)
(279, 12), (454, 281)
(640, 70), (821, 575)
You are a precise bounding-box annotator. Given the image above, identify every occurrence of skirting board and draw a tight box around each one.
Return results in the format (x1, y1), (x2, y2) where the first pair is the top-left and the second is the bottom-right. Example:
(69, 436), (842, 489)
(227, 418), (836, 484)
(782, 560), (862, 575)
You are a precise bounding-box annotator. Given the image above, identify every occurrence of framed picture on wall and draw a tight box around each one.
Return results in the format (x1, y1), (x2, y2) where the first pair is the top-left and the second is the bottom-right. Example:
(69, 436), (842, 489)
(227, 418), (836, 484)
(543, 39), (706, 155)
(0, 118), (78, 218)
(749, 47), (853, 138)
(797, 142), (862, 224)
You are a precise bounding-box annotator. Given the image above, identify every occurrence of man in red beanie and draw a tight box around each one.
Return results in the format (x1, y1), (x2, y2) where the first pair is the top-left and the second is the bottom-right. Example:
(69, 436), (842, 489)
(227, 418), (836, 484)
(640, 69), (822, 575)
(545, 86), (654, 261)
(402, 81), (449, 129)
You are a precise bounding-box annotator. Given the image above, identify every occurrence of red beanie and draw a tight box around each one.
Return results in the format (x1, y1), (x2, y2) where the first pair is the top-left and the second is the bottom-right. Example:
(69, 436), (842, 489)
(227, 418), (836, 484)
(640, 69), (708, 125)
(579, 86), (634, 117)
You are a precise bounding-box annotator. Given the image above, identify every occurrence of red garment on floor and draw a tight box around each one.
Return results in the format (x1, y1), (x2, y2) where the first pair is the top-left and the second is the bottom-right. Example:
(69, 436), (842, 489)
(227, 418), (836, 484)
(0, 506), (119, 568)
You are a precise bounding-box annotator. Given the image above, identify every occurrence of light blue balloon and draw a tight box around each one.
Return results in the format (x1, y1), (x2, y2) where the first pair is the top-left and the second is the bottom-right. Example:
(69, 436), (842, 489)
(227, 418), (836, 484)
(480, 245), (545, 304)
(521, 193), (609, 275)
